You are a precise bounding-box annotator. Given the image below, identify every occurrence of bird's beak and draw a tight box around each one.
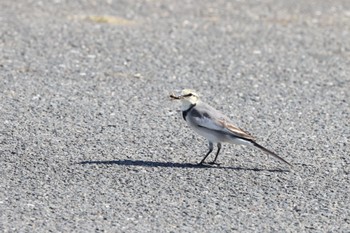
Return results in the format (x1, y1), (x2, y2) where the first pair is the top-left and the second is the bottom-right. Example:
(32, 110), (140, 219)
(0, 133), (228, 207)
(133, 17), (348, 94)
(170, 93), (182, 100)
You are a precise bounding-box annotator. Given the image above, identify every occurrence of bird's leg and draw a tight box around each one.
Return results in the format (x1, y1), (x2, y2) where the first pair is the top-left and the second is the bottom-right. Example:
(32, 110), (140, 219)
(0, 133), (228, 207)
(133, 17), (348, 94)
(209, 143), (222, 165)
(199, 141), (213, 165)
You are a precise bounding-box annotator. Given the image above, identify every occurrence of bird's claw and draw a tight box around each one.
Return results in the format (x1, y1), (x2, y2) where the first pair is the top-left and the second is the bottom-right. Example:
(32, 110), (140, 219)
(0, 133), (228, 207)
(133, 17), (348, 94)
(197, 161), (221, 167)
(208, 162), (221, 166)
(197, 162), (207, 167)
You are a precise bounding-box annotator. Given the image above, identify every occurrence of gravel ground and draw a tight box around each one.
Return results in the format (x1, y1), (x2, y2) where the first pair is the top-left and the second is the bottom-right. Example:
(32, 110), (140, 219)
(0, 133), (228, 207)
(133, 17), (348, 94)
(1, 0), (349, 232)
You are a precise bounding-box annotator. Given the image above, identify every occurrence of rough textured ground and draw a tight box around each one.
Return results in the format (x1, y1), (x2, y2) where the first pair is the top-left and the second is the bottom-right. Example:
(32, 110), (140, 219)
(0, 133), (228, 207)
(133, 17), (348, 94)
(0, 0), (349, 232)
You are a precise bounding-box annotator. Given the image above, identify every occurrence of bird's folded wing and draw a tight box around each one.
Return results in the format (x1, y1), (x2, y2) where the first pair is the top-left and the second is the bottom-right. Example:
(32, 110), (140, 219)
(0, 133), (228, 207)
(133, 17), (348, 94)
(192, 114), (255, 141)
(217, 119), (255, 140)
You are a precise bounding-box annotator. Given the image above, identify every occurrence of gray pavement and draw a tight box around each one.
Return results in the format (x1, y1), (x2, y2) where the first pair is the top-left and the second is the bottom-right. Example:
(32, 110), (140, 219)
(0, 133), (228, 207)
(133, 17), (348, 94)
(1, 0), (349, 232)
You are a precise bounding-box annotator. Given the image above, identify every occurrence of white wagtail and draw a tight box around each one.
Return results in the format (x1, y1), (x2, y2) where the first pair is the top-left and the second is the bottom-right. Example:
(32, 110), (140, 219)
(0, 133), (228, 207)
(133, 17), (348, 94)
(170, 89), (292, 167)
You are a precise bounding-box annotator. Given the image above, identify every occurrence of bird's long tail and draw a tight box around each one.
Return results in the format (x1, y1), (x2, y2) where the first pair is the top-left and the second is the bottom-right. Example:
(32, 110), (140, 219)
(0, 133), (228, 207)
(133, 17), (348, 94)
(252, 142), (292, 167)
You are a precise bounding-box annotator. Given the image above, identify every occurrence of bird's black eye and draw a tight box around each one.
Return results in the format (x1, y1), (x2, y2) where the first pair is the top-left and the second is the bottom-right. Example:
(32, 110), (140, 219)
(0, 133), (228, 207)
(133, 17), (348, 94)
(185, 93), (193, 97)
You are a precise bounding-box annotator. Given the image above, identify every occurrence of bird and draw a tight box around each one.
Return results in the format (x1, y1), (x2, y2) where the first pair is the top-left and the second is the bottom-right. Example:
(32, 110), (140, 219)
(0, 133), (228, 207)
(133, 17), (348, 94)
(170, 89), (292, 167)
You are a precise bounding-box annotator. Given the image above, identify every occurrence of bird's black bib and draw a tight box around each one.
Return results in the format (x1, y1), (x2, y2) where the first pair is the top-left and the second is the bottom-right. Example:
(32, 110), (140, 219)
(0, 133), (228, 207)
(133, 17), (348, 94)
(182, 104), (196, 121)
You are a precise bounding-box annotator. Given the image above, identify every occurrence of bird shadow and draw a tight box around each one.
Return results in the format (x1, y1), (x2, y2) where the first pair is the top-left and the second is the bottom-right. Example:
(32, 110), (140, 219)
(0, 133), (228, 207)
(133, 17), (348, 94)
(77, 159), (289, 173)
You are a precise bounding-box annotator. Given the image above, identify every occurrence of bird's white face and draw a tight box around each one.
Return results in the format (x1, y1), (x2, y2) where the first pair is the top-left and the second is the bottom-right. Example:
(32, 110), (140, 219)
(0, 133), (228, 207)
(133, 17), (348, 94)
(170, 89), (200, 110)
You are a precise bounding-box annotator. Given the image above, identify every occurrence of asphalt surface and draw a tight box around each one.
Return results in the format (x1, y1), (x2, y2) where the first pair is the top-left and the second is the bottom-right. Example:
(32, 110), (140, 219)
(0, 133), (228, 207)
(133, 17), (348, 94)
(1, 0), (349, 232)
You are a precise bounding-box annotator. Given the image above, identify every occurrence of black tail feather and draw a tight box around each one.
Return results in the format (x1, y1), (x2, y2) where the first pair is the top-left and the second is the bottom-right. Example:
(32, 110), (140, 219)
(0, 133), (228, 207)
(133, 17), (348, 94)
(252, 142), (292, 167)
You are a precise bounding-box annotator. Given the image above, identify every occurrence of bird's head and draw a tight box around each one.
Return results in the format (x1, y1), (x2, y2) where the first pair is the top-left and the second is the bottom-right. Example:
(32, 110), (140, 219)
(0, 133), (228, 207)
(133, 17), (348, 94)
(170, 89), (200, 109)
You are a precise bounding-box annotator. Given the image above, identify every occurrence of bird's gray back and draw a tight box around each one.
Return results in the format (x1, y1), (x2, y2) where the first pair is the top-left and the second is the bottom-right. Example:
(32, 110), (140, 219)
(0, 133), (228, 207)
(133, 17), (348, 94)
(190, 101), (231, 122)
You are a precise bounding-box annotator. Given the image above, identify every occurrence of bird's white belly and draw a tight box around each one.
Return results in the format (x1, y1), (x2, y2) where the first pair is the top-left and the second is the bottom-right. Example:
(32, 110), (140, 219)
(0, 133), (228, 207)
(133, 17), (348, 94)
(188, 124), (225, 143)
(192, 127), (221, 142)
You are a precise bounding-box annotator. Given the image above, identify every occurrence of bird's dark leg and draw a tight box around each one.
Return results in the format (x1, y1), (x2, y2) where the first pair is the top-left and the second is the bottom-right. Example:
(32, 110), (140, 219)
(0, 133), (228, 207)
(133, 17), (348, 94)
(209, 143), (222, 165)
(199, 141), (213, 165)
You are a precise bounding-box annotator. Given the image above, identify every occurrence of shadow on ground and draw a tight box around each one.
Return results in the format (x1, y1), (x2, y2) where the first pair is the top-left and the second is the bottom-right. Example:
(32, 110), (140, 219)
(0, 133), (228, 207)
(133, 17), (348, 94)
(77, 159), (289, 172)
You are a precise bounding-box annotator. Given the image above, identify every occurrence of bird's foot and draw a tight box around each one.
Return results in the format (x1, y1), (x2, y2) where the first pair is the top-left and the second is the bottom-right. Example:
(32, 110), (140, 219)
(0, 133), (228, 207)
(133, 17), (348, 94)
(208, 161), (221, 166)
(197, 162), (207, 167)
(197, 161), (221, 167)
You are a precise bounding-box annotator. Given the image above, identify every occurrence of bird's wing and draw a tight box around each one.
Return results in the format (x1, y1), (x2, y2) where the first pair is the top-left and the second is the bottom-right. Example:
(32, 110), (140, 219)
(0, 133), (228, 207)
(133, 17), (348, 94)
(189, 103), (255, 141)
(217, 118), (255, 140)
